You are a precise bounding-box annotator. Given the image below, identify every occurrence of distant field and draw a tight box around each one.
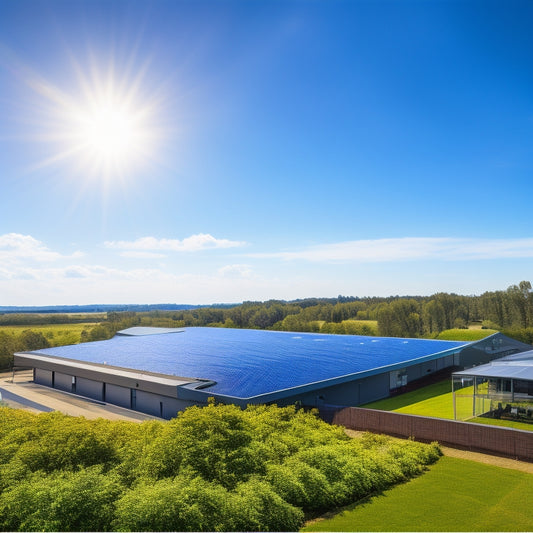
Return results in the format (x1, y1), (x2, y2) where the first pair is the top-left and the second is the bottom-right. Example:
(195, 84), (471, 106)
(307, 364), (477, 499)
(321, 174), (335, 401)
(0, 323), (95, 346)
(340, 319), (378, 335)
(435, 328), (497, 341)
(302, 456), (533, 531)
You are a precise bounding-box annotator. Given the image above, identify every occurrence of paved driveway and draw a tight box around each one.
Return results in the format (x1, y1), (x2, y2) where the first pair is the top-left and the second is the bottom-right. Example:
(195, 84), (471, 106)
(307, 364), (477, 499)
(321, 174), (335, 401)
(0, 371), (160, 422)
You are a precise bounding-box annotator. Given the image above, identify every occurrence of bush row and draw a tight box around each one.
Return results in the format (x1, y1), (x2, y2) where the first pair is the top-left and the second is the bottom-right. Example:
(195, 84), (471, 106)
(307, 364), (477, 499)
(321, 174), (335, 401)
(0, 403), (441, 531)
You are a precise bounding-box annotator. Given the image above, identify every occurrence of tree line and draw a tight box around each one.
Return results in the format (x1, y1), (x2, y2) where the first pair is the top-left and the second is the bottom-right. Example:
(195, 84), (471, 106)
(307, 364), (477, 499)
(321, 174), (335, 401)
(2, 281), (533, 371)
(88, 280), (533, 340)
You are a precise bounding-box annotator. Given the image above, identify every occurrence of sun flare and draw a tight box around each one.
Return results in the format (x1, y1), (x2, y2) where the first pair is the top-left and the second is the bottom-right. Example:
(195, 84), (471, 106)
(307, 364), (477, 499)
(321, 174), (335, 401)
(25, 57), (162, 183)
(74, 96), (145, 165)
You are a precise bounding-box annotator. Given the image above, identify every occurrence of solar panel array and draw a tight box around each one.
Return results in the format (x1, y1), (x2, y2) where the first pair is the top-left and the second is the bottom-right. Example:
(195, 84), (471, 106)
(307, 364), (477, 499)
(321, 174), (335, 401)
(35, 327), (467, 398)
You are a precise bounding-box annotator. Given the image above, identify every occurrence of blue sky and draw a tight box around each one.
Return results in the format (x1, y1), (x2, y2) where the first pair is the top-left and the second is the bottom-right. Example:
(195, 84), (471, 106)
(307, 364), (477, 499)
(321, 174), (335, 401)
(0, 0), (532, 305)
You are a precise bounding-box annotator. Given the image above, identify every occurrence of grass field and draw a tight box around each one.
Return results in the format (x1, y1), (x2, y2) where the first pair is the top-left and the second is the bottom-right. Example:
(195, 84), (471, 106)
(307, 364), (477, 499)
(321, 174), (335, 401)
(469, 416), (533, 430)
(341, 319), (378, 334)
(302, 456), (533, 531)
(362, 380), (457, 418)
(435, 328), (497, 341)
(0, 323), (95, 346)
(362, 379), (533, 431)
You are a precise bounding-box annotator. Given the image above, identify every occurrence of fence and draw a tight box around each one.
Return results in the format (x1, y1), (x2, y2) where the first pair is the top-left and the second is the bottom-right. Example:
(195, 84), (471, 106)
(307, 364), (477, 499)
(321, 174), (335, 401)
(324, 407), (533, 462)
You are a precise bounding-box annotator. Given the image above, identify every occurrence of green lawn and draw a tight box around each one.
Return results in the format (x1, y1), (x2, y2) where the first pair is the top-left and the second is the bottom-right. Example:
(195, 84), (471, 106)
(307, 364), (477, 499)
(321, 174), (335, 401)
(469, 416), (533, 431)
(362, 379), (533, 430)
(362, 380), (456, 418)
(302, 456), (533, 532)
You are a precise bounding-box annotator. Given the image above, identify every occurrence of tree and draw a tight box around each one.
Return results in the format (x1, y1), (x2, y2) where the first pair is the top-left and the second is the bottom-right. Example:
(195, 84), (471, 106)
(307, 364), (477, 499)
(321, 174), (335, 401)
(377, 299), (422, 337)
(507, 281), (533, 329)
(18, 330), (50, 351)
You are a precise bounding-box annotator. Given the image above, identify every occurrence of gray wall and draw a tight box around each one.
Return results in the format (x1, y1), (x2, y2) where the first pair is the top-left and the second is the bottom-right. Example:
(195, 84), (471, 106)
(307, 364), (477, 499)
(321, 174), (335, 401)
(436, 354), (453, 370)
(34, 368), (53, 387)
(136, 389), (196, 418)
(278, 372), (391, 408)
(404, 359), (438, 383)
(459, 333), (532, 368)
(105, 383), (131, 409)
(77, 377), (104, 401)
(54, 371), (74, 393)
(27, 364), (196, 419)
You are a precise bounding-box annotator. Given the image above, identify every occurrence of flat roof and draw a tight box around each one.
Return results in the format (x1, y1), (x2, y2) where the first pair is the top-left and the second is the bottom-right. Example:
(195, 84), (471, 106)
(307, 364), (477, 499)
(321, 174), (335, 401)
(27, 327), (468, 400)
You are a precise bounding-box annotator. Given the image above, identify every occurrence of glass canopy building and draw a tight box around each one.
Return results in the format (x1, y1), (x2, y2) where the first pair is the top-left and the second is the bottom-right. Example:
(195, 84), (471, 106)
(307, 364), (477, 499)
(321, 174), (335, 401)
(453, 350), (533, 422)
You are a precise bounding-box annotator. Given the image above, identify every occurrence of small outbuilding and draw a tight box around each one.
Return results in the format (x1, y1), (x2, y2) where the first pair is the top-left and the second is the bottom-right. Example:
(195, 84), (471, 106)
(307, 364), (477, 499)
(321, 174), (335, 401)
(452, 350), (533, 421)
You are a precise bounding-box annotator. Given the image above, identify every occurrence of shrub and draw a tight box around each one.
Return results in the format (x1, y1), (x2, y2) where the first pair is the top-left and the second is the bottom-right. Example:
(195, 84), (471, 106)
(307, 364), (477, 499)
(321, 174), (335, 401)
(113, 477), (230, 532)
(233, 479), (304, 532)
(0, 466), (123, 532)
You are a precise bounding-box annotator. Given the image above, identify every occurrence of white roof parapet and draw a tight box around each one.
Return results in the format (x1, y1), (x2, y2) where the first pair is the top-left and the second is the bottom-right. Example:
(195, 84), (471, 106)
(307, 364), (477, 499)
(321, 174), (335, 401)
(115, 327), (185, 336)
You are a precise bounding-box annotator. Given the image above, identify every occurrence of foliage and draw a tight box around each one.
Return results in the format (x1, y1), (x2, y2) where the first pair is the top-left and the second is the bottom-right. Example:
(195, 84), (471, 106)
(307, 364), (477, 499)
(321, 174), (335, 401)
(0, 467), (122, 532)
(0, 404), (441, 531)
(0, 313), (102, 326)
(0, 324), (96, 370)
(500, 327), (533, 345)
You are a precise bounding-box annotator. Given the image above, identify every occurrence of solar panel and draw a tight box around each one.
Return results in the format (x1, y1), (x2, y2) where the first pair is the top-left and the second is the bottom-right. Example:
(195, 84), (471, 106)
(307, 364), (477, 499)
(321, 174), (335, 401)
(34, 327), (467, 398)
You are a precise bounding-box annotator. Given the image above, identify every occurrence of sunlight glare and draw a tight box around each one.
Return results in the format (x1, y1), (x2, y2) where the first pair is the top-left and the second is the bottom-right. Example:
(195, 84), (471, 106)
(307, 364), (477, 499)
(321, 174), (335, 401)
(78, 98), (140, 162)
(25, 55), (163, 185)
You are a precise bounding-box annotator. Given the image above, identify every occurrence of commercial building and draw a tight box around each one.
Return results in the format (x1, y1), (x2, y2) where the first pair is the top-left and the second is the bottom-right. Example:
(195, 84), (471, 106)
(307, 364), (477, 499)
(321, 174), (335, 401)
(14, 327), (531, 419)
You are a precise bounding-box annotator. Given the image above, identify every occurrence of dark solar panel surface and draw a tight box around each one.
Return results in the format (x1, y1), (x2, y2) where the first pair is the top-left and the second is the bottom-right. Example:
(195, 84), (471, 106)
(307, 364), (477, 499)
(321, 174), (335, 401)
(36, 328), (467, 398)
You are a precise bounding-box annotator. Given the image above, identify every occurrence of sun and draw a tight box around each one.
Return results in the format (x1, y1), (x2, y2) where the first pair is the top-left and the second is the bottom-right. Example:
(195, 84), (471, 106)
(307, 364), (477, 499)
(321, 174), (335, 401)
(72, 94), (148, 169)
(26, 57), (162, 183)
(80, 100), (138, 161)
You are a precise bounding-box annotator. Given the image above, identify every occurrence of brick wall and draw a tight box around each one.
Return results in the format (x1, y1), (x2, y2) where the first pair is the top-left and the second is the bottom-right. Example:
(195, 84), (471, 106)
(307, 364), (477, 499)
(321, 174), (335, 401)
(327, 407), (533, 462)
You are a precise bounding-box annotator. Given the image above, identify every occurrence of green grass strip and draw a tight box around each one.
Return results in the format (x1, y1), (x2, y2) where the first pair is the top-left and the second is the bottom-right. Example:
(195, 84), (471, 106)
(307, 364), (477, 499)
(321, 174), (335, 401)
(302, 456), (533, 532)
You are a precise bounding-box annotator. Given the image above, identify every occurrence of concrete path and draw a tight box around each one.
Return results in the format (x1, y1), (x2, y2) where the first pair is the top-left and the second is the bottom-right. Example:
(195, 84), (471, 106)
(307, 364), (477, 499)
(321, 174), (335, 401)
(439, 445), (533, 474)
(0, 386), (53, 413)
(0, 371), (160, 422)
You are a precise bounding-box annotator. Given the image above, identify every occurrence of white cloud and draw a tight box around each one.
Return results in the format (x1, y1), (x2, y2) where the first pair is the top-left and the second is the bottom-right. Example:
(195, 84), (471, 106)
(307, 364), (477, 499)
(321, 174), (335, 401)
(3, 233), (533, 306)
(119, 251), (167, 259)
(0, 233), (83, 264)
(218, 264), (253, 278)
(0, 263), (275, 305)
(251, 237), (533, 263)
(105, 234), (247, 253)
